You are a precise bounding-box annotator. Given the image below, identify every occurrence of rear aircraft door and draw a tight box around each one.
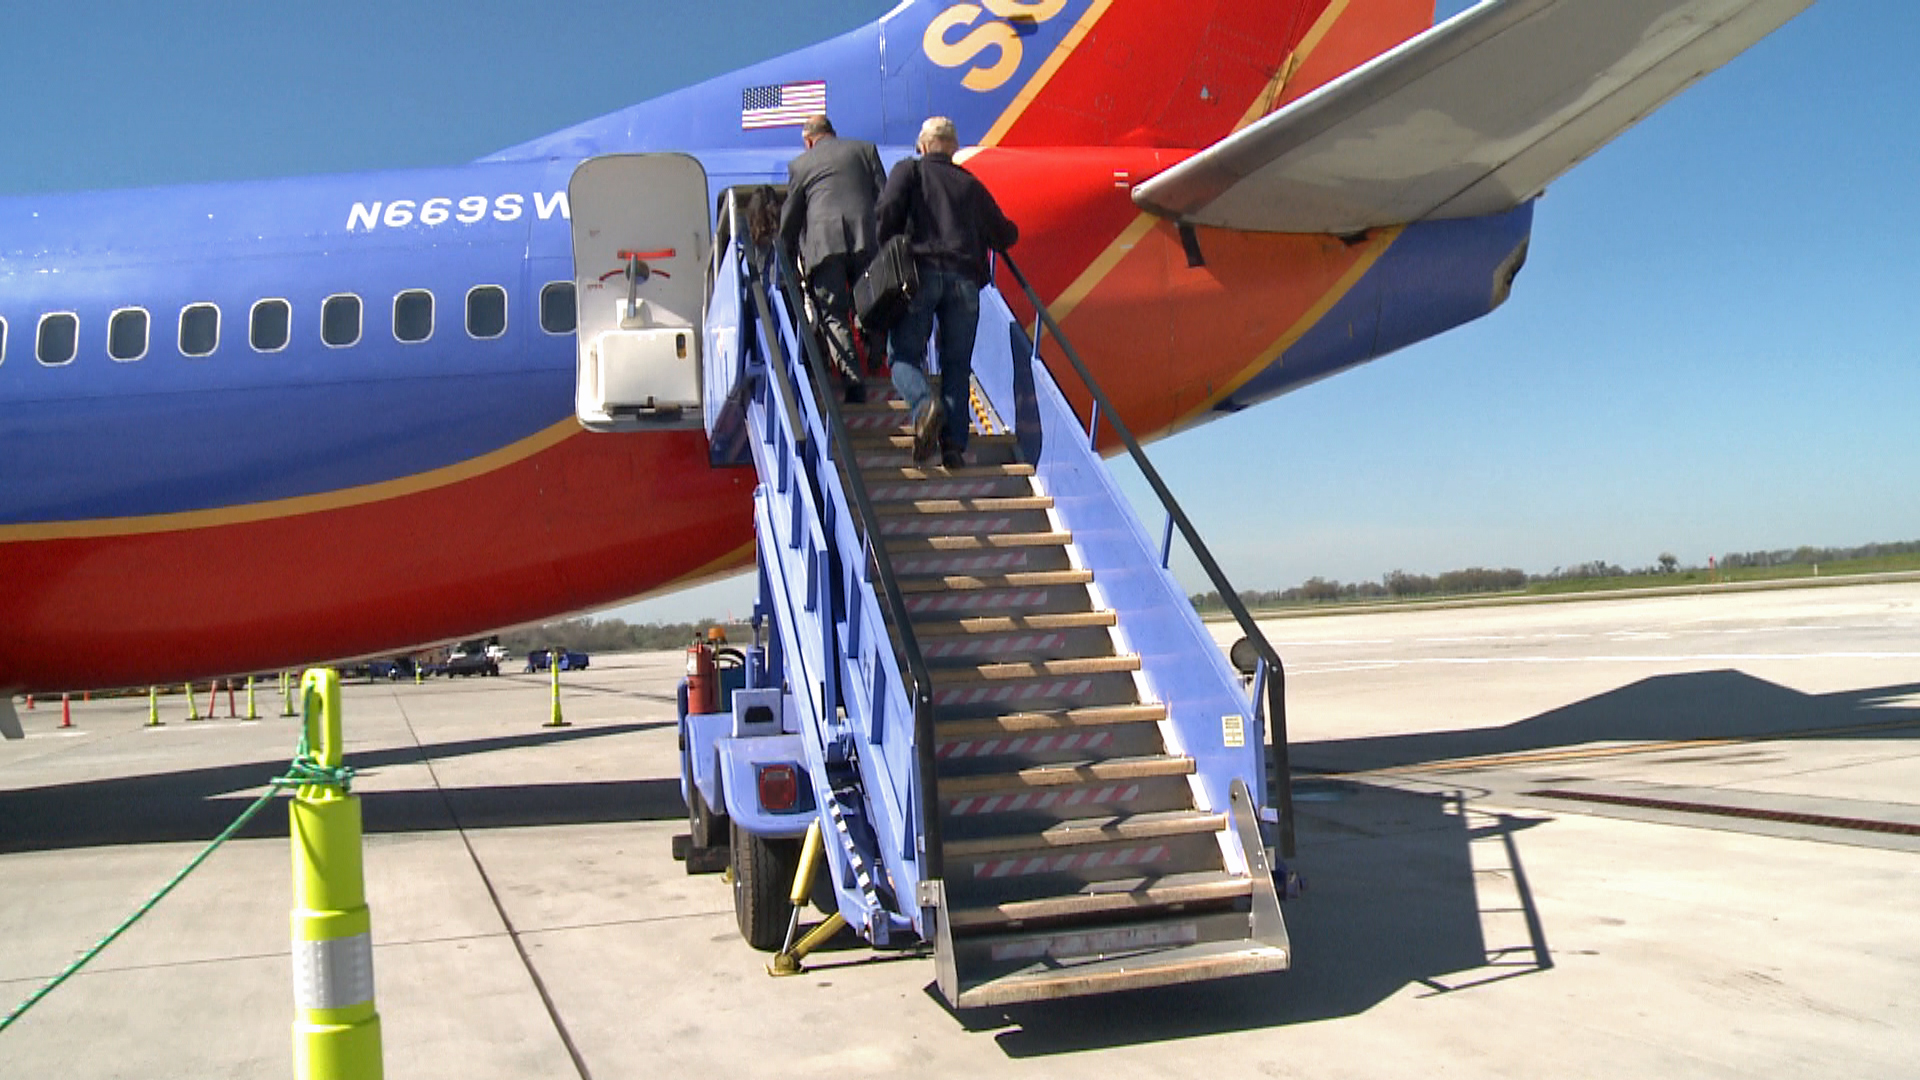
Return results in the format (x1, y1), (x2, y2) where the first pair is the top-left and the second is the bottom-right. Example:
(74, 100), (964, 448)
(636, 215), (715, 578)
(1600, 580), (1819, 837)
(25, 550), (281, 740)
(568, 154), (711, 431)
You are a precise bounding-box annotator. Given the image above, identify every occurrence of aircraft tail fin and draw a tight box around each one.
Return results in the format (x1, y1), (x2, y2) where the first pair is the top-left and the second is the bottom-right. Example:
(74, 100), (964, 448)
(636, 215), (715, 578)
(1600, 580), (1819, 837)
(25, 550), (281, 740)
(888, 0), (1434, 150)
(485, 1), (1433, 161)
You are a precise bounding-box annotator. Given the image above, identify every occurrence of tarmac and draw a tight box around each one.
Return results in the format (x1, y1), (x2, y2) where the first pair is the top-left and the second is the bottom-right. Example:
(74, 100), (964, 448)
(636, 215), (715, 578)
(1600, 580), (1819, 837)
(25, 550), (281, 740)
(3, 581), (1917, 1078)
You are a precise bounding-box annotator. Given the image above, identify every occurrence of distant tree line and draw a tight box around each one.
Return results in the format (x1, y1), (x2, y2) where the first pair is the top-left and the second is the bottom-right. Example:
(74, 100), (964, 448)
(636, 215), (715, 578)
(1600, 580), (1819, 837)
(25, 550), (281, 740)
(1190, 537), (1920, 613)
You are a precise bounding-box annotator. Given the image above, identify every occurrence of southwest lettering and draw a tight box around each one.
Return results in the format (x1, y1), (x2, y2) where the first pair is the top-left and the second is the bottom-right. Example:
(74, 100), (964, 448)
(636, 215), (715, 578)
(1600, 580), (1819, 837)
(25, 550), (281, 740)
(924, 0), (1070, 93)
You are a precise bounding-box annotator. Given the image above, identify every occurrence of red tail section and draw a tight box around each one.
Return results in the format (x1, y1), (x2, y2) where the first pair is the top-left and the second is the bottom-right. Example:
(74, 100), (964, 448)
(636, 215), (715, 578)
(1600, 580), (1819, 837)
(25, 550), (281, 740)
(982, 0), (1433, 150)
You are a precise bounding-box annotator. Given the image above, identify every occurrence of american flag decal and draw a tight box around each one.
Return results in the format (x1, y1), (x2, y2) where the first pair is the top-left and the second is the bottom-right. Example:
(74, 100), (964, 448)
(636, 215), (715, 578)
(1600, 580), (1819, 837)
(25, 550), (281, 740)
(741, 81), (827, 130)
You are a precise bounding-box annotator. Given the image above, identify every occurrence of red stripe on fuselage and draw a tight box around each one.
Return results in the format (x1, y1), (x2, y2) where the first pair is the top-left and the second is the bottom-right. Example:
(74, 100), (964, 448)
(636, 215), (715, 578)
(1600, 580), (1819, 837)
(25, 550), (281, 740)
(0, 429), (754, 691)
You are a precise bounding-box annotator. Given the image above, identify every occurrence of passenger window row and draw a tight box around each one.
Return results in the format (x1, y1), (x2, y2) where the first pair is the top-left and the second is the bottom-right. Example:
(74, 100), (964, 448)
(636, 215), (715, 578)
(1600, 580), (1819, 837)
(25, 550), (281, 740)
(3, 282), (578, 367)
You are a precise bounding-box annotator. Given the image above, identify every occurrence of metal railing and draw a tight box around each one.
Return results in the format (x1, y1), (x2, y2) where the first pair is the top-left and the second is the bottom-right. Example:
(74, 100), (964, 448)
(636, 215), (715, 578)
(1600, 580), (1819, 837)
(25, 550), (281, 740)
(761, 240), (945, 883)
(997, 253), (1295, 857)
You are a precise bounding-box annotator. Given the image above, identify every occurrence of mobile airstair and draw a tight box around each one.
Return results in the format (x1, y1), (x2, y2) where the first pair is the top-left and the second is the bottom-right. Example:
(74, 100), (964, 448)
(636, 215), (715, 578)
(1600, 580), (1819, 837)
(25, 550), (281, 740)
(584, 162), (1298, 1008)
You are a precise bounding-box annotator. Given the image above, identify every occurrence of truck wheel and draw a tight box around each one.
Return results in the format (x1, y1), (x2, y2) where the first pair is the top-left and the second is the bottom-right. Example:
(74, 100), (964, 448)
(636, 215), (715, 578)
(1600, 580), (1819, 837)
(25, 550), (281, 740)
(683, 746), (726, 852)
(731, 821), (799, 951)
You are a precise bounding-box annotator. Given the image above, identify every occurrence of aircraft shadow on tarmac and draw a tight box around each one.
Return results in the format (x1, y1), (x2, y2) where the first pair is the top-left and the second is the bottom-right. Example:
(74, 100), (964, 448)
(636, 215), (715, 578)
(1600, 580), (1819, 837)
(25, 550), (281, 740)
(953, 671), (1920, 1053)
(1295, 670), (1920, 775)
(944, 781), (1551, 1053)
(0, 722), (684, 855)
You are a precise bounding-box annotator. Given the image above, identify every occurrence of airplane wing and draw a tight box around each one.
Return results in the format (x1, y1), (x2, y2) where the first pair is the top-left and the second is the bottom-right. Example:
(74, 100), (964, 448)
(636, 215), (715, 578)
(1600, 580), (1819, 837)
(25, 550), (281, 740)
(1130, 0), (1815, 234)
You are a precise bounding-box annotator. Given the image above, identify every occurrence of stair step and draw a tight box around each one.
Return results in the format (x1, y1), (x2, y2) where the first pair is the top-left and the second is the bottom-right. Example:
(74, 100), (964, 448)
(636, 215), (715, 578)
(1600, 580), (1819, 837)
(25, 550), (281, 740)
(898, 569), (1090, 594)
(864, 464), (1034, 482)
(885, 530), (1069, 552)
(913, 620), (1115, 668)
(949, 925), (1288, 1008)
(936, 703), (1162, 738)
(944, 810), (1226, 859)
(947, 870), (1252, 931)
(890, 545), (1073, 577)
(873, 496), (1052, 515)
(938, 755), (1195, 797)
(851, 432), (1015, 450)
(930, 655), (1138, 683)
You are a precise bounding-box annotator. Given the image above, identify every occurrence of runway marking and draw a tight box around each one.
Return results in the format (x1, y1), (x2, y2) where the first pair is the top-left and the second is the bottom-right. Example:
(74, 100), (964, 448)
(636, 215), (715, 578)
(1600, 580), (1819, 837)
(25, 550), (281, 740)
(1290, 651), (1920, 675)
(1328, 714), (1920, 778)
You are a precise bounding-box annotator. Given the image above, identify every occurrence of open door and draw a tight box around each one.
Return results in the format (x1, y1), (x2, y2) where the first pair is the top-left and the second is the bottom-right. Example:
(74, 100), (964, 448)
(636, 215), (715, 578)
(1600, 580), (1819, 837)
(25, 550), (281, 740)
(568, 153), (711, 432)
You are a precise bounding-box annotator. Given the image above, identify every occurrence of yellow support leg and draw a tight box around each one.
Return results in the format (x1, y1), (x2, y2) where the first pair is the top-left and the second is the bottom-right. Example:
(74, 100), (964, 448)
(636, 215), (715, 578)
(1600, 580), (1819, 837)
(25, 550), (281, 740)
(244, 676), (259, 722)
(291, 670), (383, 1080)
(146, 687), (163, 728)
(770, 820), (840, 976)
(185, 682), (202, 722)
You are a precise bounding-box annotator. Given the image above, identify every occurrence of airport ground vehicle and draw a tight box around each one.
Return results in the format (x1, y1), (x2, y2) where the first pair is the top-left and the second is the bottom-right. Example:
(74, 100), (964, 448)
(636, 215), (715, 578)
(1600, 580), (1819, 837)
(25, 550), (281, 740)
(524, 649), (588, 673)
(445, 652), (500, 677)
(663, 186), (1294, 1008)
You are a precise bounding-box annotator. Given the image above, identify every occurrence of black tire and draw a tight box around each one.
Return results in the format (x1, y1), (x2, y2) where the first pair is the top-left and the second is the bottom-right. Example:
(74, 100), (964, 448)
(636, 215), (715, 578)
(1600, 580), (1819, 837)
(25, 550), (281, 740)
(730, 821), (799, 951)
(684, 746), (726, 851)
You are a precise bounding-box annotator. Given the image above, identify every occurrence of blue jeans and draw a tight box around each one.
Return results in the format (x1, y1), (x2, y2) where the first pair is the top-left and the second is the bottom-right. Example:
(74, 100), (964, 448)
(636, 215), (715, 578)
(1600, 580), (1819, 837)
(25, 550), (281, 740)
(888, 267), (979, 453)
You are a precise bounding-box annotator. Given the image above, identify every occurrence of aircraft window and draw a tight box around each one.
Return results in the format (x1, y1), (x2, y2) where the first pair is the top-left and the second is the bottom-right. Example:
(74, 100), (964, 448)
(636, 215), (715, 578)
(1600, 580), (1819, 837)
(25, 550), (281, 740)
(180, 304), (219, 357)
(540, 281), (576, 334)
(251, 299), (291, 352)
(109, 308), (150, 362)
(37, 313), (79, 366)
(394, 290), (433, 343)
(467, 285), (507, 339)
(322, 294), (362, 348)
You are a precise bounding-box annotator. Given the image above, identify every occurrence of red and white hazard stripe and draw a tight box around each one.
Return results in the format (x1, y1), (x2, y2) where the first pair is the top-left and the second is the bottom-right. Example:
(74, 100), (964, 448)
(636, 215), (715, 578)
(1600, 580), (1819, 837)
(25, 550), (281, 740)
(879, 516), (1015, 536)
(946, 783), (1143, 817)
(934, 677), (1094, 706)
(935, 730), (1111, 759)
(869, 481), (1007, 500)
(894, 551), (1032, 576)
(968, 844), (1170, 879)
(922, 632), (1066, 659)
(906, 589), (1049, 614)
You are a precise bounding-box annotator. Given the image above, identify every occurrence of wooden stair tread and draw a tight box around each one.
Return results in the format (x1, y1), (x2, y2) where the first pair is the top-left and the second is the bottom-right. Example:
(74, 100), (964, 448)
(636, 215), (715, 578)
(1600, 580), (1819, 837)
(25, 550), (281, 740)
(947, 872), (1251, 930)
(930, 655), (1139, 683)
(897, 570), (1090, 593)
(944, 810), (1227, 858)
(934, 703), (1163, 737)
(874, 496), (1052, 515)
(938, 755), (1195, 795)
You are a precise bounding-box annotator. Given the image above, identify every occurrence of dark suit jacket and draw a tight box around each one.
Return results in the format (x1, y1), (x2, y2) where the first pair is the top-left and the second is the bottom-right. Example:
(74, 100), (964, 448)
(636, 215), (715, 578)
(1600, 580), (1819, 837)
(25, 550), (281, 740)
(779, 134), (886, 272)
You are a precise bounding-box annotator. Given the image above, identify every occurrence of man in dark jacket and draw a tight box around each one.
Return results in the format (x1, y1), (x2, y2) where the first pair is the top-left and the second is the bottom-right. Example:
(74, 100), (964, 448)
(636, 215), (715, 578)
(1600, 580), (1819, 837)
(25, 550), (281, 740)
(779, 114), (886, 402)
(875, 116), (1018, 466)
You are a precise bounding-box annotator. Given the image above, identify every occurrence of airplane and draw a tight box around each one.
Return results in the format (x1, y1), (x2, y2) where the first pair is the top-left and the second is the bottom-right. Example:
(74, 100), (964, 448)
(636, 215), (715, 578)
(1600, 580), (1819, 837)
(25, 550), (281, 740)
(0, 0), (1816, 738)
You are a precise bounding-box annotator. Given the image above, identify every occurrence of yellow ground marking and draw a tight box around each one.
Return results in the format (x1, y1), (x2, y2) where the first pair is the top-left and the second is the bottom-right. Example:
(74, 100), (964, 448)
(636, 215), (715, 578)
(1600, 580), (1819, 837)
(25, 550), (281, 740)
(978, 0), (1116, 149)
(0, 418), (581, 542)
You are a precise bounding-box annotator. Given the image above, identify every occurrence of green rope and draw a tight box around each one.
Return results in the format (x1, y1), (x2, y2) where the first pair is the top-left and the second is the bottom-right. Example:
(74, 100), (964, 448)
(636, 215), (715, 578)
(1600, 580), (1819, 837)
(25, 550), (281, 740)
(0, 739), (356, 1034)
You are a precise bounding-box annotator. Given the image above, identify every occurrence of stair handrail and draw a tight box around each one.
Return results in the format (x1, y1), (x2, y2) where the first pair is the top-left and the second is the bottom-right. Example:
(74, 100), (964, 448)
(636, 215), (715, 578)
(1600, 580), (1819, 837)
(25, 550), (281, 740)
(996, 252), (1295, 857)
(764, 239), (945, 884)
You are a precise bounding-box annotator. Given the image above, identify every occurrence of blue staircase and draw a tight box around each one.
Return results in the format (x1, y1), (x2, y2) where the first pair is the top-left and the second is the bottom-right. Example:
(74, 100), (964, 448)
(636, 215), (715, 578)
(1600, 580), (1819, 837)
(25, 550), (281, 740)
(700, 202), (1296, 1008)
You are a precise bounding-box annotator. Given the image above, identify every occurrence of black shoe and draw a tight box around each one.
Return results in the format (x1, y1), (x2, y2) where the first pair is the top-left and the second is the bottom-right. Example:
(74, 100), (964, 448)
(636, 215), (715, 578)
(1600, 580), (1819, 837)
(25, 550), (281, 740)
(843, 382), (866, 405)
(940, 448), (965, 470)
(911, 401), (944, 463)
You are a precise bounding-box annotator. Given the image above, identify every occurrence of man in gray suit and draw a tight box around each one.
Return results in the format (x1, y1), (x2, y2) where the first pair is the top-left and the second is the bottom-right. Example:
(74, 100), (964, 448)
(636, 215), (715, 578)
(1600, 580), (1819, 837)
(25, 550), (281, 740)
(779, 114), (886, 402)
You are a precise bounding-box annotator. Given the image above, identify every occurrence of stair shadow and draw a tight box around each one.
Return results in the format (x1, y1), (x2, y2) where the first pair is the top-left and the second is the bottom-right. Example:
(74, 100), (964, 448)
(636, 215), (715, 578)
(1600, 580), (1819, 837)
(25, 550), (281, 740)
(1297, 671), (1920, 775)
(955, 780), (1548, 1053)
(0, 721), (679, 853)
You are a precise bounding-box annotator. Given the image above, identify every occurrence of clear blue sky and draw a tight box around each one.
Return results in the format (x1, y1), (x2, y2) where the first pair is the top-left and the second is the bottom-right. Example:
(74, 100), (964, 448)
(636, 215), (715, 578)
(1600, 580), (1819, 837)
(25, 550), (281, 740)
(4, 2), (1912, 625)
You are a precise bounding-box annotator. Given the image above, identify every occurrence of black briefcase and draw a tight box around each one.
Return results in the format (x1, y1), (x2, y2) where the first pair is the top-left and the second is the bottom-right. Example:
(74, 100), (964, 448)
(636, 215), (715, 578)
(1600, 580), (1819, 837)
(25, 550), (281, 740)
(854, 236), (918, 332)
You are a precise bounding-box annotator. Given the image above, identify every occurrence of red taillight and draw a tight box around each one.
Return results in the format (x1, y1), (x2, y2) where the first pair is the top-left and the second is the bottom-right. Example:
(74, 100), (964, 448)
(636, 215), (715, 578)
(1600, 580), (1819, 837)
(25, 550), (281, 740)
(757, 764), (799, 812)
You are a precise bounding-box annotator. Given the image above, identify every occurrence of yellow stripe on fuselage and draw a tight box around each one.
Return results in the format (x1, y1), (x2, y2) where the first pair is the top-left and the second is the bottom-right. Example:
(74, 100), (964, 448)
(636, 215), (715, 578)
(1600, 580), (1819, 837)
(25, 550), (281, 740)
(978, 0), (1117, 149)
(0, 418), (580, 543)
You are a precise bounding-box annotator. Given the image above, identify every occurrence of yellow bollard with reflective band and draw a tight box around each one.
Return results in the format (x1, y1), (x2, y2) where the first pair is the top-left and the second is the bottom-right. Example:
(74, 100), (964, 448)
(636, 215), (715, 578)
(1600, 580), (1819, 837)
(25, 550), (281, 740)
(290, 669), (383, 1080)
(545, 649), (569, 728)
